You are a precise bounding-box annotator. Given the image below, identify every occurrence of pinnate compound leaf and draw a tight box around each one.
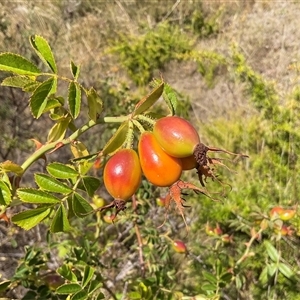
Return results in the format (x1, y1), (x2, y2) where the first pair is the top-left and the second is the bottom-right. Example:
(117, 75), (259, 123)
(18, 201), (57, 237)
(0, 52), (41, 75)
(72, 193), (93, 218)
(102, 121), (129, 155)
(0, 181), (12, 205)
(87, 87), (103, 122)
(47, 163), (79, 179)
(68, 81), (81, 119)
(12, 207), (51, 230)
(34, 173), (72, 194)
(30, 35), (57, 73)
(132, 81), (164, 116)
(56, 283), (82, 294)
(30, 77), (56, 118)
(50, 205), (71, 233)
(17, 188), (61, 204)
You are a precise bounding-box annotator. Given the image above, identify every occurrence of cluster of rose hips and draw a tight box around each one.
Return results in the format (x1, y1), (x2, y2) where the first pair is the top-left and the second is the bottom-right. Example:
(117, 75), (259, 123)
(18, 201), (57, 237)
(101, 115), (245, 223)
(269, 206), (296, 236)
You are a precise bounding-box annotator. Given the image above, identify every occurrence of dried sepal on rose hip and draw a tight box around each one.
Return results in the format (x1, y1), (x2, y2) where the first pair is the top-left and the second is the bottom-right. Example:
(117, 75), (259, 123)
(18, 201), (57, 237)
(102, 148), (142, 215)
(153, 115), (248, 187)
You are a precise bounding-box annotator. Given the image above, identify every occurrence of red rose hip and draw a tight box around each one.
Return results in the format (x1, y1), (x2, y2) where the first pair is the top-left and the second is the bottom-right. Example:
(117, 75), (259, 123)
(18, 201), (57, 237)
(153, 116), (200, 158)
(103, 149), (142, 200)
(138, 131), (182, 187)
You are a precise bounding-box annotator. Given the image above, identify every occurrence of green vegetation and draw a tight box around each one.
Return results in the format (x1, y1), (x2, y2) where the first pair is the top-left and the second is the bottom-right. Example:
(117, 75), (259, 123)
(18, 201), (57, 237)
(1, 1), (300, 299)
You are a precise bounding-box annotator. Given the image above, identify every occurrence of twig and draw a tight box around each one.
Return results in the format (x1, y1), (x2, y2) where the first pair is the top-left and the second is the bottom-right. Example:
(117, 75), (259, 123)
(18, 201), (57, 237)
(120, 281), (128, 300)
(132, 194), (145, 276)
(161, 0), (181, 23)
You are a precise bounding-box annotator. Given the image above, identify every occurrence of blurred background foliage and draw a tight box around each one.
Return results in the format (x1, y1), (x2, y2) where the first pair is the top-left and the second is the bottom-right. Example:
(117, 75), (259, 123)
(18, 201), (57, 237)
(1, 0), (300, 299)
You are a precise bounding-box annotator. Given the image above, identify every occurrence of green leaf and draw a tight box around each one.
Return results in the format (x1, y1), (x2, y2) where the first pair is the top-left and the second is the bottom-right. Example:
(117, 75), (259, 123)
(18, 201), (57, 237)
(1, 75), (37, 90)
(57, 264), (77, 282)
(30, 35), (57, 73)
(71, 290), (88, 300)
(68, 81), (81, 119)
(163, 83), (178, 115)
(267, 263), (277, 277)
(278, 262), (294, 279)
(30, 77), (56, 118)
(0, 280), (11, 292)
(102, 121), (129, 155)
(1, 160), (24, 176)
(202, 271), (217, 284)
(96, 292), (105, 300)
(56, 283), (82, 294)
(259, 266), (269, 285)
(81, 176), (101, 197)
(87, 87), (103, 122)
(0, 52), (41, 75)
(72, 193), (93, 218)
(128, 292), (142, 299)
(88, 280), (102, 294)
(82, 265), (95, 288)
(47, 163), (79, 179)
(12, 207), (51, 230)
(34, 173), (72, 194)
(132, 82), (164, 116)
(264, 241), (280, 262)
(47, 117), (71, 142)
(42, 98), (63, 113)
(0, 181), (12, 205)
(17, 188), (61, 204)
(50, 205), (71, 233)
(70, 60), (80, 79)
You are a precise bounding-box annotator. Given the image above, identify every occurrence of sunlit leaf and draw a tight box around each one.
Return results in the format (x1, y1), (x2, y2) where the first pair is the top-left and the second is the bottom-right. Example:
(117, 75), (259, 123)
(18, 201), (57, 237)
(1, 75), (36, 90)
(47, 163), (79, 179)
(68, 81), (81, 119)
(132, 82), (164, 116)
(57, 264), (77, 282)
(17, 188), (61, 204)
(0, 280), (11, 292)
(0, 52), (41, 75)
(87, 87), (103, 122)
(70, 60), (80, 79)
(82, 265), (95, 288)
(0, 181), (12, 205)
(72, 290), (88, 300)
(278, 262), (294, 279)
(56, 283), (82, 294)
(102, 121), (128, 155)
(35, 173), (72, 194)
(264, 241), (279, 262)
(30, 35), (57, 73)
(47, 117), (71, 142)
(0, 160), (24, 176)
(12, 207), (51, 230)
(30, 77), (56, 118)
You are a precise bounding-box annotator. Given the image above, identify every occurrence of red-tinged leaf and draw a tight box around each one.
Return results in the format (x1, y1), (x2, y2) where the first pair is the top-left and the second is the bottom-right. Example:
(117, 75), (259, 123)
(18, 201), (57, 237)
(0, 52), (41, 75)
(12, 207), (51, 230)
(30, 35), (57, 73)
(132, 82), (164, 116)
(68, 81), (81, 119)
(30, 77), (56, 119)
